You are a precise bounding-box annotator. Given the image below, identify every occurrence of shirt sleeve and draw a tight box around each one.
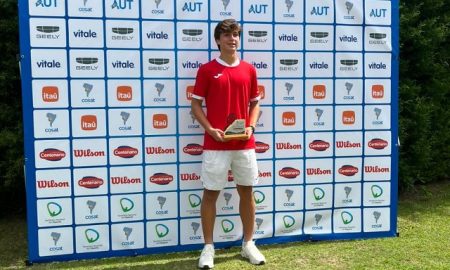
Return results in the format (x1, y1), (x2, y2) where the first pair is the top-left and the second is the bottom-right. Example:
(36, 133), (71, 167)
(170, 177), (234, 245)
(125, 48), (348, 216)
(249, 65), (260, 102)
(193, 65), (208, 100)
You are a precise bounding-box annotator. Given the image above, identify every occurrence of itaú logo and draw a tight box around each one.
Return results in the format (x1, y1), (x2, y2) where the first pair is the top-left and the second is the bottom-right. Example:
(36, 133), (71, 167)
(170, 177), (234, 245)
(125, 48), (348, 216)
(342, 110), (355, 125)
(42, 86), (59, 102)
(186, 86), (195, 101)
(78, 176), (104, 189)
(309, 140), (330, 151)
(368, 138), (388, 150)
(117, 86), (133, 101)
(257, 85), (265, 99)
(153, 114), (168, 129)
(149, 173), (174, 185)
(282, 111), (296, 126)
(279, 167), (300, 179)
(81, 115), (97, 131)
(313, 85), (326, 99)
(338, 165), (359, 176)
(40, 148), (66, 161)
(114, 146), (139, 158)
(371, 84), (384, 99)
(183, 143), (203, 155)
(255, 141), (270, 153)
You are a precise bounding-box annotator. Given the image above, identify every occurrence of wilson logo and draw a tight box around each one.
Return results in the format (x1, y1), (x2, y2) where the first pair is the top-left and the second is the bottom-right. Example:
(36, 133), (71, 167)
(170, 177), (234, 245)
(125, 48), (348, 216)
(117, 86), (132, 101)
(146, 146), (176, 155)
(114, 146), (139, 158)
(306, 168), (332, 175)
(338, 165), (359, 176)
(258, 85), (265, 99)
(180, 173), (201, 181)
(372, 85), (384, 99)
(309, 140), (330, 151)
(39, 148), (66, 161)
(368, 138), (388, 150)
(183, 143), (203, 155)
(149, 173), (174, 185)
(282, 111), (296, 126)
(255, 141), (270, 153)
(73, 149), (105, 157)
(186, 86), (195, 101)
(153, 114), (168, 129)
(78, 176), (104, 189)
(275, 142), (302, 150)
(365, 166), (390, 173)
(342, 111), (356, 125)
(37, 180), (69, 188)
(81, 115), (97, 131)
(336, 141), (361, 148)
(313, 85), (326, 99)
(111, 177), (142, 184)
(279, 167), (300, 179)
(42, 86), (59, 102)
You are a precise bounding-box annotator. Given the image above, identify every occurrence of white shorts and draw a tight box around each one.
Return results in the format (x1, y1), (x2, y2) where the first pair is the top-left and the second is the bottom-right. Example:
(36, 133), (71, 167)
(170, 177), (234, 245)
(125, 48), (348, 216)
(201, 150), (259, 191)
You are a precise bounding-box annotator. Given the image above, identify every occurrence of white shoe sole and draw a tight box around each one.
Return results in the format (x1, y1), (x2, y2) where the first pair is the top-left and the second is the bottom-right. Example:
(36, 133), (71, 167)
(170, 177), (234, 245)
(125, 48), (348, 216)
(241, 251), (266, 265)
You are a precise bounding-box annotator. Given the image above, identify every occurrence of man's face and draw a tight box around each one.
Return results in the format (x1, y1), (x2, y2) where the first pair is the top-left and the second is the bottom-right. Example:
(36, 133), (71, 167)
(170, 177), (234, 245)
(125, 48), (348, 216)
(216, 30), (240, 53)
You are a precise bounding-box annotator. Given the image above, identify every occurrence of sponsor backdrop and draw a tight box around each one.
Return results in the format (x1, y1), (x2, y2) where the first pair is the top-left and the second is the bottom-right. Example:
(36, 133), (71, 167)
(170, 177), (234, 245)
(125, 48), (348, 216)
(19, 0), (399, 263)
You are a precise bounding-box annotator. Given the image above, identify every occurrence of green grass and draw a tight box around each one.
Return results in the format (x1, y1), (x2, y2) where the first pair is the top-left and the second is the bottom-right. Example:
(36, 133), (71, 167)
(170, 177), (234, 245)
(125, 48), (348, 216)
(1, 182), (449, 270)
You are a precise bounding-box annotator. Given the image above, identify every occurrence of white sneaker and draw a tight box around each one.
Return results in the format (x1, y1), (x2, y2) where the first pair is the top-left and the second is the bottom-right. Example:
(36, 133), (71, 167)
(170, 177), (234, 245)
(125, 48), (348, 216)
(198, 244), (215, 269)
(241, 241), (266, 265)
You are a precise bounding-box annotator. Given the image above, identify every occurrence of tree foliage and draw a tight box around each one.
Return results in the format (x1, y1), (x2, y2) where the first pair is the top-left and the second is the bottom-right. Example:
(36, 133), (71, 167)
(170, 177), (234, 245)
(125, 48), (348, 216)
(0, 0), (449, 214)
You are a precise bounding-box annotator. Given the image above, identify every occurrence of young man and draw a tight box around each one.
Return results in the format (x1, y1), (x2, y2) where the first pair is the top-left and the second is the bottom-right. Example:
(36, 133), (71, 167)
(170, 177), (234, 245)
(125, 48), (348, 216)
(191, 19), (266, 269)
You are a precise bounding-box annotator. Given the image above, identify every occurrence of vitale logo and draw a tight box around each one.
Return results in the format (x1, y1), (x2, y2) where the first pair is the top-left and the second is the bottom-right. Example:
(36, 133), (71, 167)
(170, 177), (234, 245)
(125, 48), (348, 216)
(371, 84), (384, 99)
(36, 25), (60, 39)
(111, 0), (133, 10)
(248, 4), (268, 14)
(111, 27), (134, 40)
(182, 1), (203, 12)
(248, 30), (267, 43)
(282, 111), (296, 126)
(342, 110), (355, 125)
(182, 60), (202, 69)
(153, 114), (168, 129)
(149, 173), (173, 185)
(146, 31), (169, 40)
(251, 61), (269, 70)
(81, 115), (97, 131)
(35, 0), (57, 8)
(42, 86), (59, 102)
(148, 58), (170, 71)
(114, 146), (139, 158)
(182, 29), (203, 42)
(117, 86), (133, 101)
(369, 32), (387, 45)
(73, 29), (97, 39)
(40, 148), (66, 161)
(313, 85), (326, 99)
(75, 57), (98, 71)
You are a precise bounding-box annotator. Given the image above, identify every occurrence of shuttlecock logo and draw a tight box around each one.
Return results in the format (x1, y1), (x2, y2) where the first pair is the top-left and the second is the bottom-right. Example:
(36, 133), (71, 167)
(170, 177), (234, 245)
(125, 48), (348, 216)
(46, 113), (57, 127)
(83, 83), (93, 97)
(222, 0), (230, 10)
(285, 82), (293, 96)
(315, 108), (324, 121)
(285, 0), (293, 12)
(341, 211), (353, 225)
(191, 222), (200, 235)
(223, 192), (232, 206)
(188, 194), (202, 208)
(155, 82), (164, 97)
(373, 211), (381, 224)
(285, 189), (294, 202)
(221, 219), (234, 233)
(120, 111), (130, 125)
(371, 185), (383, 198)
(85, 229), (100, 243)
(283, 215), (295, 228)
(51, 232), (61, 245)
(155, 224), (169, 238)
(255, 218), (263, 230)
(374, 108), (382, 120)
(345, 82), (353, 95)
(253, 190), (266, 205)
(123, 227), (133, 241)
(344, 186), (352, 199)
(157, 196), (166, 209)
(313, 187), (325, 200)
(345, 1), (353, 14)
(46, 202), (62, 217)
(314, 214), (322, 226)
(120, 198), (134, 212)
(86, 200), (96, 214)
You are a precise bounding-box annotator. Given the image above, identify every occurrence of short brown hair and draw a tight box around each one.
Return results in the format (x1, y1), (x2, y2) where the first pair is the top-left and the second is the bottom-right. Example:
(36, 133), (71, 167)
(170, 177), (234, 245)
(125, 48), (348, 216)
(214, 19), (242, 50)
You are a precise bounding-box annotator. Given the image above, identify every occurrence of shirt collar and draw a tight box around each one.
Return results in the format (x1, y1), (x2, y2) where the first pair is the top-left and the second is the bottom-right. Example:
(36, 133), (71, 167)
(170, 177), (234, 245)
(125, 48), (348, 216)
(215, 57), (240, 67)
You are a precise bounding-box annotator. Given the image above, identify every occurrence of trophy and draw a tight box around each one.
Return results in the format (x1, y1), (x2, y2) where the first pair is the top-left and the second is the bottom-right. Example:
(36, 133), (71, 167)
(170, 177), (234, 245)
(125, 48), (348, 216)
(224, 119), (249, 140)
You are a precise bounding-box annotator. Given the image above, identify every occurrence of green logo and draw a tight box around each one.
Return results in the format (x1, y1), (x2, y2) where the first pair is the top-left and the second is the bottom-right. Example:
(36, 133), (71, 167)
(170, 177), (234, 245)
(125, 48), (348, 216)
(155, 224), (169, 238)
(313, 187), (325, 200)
(283, 215), (295, 229)
(371, 185), (383, 198)
(253, 190), (265, 204)
(341, 211), (354, 225)
(188, 194), (202, 208)
(47, 202), (62, 217)
(85, 229), (100, 243)
(221, 219), (234, 233)
(120, 198), (134, 212)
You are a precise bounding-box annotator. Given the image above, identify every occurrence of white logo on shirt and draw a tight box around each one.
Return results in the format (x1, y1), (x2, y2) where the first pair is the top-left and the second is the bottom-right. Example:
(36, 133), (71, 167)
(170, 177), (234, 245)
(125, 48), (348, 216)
(213, 73), (223, 79)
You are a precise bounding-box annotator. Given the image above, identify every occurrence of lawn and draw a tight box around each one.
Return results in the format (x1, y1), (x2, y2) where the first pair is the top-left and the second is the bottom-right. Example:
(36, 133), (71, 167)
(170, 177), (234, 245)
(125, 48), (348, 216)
(1, 181), (449, 269)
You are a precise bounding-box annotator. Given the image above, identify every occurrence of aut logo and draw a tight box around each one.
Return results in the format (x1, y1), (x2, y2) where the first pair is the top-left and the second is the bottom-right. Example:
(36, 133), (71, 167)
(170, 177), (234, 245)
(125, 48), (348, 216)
(342, 110), (355, 125)
(81, 115), (97, 131)
(117, 86), (132, 101)
(282, 111), (296, 126)
(111, 0), (133, 10)
(186, 86), (195, 101)
(372, 84), (384, 99)
(310, 6), (330, 16)
(40, 148), (66, 161)
(149, 173), (174, 185)
(35, 0), (57, 7)
(248, 4), (268, 14)
(257, 85), (265, 99)
(153, 114), (168, 129)
(42, 86), (59, 102)
(370, 8), (387, 18)
(368, 138), (388, 150)
(313, 85), (326, 99)
(182, 1), (203, 12)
